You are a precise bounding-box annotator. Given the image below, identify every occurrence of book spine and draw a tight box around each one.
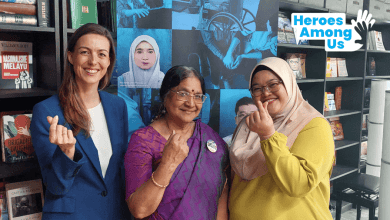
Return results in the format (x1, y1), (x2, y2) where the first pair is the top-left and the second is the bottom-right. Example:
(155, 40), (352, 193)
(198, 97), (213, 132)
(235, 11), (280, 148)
(70, 0), (77, 29)
(335, 86), (342, 110)
(1, 116), (5, 163)
(0, 13), (37, 25)
(0, 0), (36, 4)
(0, 1), (36, 15)
(37, 0), (50, 27)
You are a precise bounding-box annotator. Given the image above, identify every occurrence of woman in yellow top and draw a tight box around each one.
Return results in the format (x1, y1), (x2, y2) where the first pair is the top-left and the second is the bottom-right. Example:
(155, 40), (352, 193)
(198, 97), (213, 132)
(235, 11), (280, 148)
(229, 57), (335, 220)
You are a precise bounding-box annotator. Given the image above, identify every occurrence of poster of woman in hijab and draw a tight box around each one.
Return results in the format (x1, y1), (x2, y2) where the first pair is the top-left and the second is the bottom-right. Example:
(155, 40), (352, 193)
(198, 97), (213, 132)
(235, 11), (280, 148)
(117, 0), (172, 29)
(117, 28), (172, 89)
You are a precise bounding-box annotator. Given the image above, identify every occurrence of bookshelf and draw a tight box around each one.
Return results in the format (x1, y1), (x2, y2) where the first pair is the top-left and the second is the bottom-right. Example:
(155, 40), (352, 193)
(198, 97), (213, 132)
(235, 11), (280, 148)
(278, 0), (375, 184)
(0, 0), (61, 182)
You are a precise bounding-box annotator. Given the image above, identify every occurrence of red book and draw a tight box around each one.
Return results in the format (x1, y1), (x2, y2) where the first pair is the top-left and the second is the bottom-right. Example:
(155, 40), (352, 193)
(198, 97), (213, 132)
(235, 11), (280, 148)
(335, 86), (342, 110)
(1, 111), (34, 163)
(0, 41), (34, 89)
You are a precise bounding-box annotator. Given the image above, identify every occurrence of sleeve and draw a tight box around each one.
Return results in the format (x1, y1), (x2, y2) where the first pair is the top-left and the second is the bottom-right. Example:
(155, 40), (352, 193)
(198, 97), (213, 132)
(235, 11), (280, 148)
(30, 102), (87, 196)
(117, 84), (145, 142)
(124, 129), (153, 200)
(117, 0), (128, 18)
(261, 117), (335, 198)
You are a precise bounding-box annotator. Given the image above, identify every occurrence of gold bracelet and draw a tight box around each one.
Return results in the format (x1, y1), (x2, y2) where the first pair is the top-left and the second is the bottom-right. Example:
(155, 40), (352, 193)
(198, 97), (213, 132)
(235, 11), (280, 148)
(151, 172), (168, 188)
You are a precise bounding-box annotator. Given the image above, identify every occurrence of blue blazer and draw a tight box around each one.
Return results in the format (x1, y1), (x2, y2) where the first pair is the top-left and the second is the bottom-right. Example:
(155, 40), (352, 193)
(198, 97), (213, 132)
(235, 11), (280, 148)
(31, 91), (138, 220)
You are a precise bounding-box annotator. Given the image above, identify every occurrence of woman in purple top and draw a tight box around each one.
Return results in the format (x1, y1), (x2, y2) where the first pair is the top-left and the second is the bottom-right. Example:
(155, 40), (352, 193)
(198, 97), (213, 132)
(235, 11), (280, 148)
(124, 66), (229, 219)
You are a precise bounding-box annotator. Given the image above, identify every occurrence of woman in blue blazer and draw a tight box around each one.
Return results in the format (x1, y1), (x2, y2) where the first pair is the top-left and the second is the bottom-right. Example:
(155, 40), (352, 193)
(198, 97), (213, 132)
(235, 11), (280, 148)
(30, 23), (143, 220)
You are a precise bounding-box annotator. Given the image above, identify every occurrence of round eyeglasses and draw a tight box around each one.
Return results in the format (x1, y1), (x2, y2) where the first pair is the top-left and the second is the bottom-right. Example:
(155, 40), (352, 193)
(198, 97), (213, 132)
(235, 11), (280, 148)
(171, 90), (207, 103)
(250, 80), (283, 97)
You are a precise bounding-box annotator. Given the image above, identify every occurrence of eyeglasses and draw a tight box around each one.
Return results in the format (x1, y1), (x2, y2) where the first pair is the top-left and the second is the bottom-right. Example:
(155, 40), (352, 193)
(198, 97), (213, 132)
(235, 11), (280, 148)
(171, 90), (207, 103)
(250, 80), (283, 97)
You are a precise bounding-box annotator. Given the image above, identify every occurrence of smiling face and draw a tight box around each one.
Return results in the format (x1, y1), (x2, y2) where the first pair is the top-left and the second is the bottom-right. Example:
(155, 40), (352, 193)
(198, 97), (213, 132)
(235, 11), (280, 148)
(164, 76), (203, 124)
(134, 41), (156, 70)
(251, 70), (289, 118)
(67, 33), (110, 89)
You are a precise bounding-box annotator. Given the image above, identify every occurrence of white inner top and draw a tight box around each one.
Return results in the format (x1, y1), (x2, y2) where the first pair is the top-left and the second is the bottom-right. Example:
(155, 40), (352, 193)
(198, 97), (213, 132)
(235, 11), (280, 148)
(88, 102), (112, 178)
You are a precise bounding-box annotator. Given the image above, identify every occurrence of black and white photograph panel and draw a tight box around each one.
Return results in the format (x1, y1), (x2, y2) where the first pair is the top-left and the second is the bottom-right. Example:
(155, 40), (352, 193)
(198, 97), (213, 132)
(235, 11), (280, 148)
(118, 88), (160, 126)
(117, 28), (172, 89)
(117, 0), (172, 29)
(172, 0), (262, 31)
(219, 89), (255, 146)
(11, 193), (43, 218)
(203, 89), (220, 133)
(172, 29), (276, 89)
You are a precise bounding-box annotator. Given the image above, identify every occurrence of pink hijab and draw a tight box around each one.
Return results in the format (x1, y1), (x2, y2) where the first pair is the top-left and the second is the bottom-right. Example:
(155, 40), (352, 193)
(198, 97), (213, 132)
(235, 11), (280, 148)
(229, 57), (324, 180)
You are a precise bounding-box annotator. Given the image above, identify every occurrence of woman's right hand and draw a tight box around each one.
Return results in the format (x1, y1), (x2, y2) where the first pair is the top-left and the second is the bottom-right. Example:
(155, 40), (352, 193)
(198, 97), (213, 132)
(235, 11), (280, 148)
(160, 130), (189, 172)
(246, 101), (275, 141)
(47, 115), (76, 160)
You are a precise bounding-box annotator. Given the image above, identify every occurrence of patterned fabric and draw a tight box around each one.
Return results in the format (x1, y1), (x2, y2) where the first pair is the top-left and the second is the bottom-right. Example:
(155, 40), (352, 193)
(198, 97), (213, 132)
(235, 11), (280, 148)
(124, 119), (229, 220)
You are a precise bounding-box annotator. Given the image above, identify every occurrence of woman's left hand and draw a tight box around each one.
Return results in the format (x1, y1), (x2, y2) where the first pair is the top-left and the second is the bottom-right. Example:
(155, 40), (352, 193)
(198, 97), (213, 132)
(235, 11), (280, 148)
(246, 100), (275, 141)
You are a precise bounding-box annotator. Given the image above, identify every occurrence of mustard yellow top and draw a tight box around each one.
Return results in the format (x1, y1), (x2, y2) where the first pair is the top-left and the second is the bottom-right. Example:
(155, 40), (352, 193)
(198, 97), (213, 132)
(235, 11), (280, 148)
(229, 117), (335, 220)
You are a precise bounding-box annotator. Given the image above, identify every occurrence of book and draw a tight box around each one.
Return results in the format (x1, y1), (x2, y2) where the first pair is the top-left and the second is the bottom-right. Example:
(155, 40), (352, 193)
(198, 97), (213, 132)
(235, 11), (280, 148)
(324, 92), (330, 112)
(328, 99), (336, 111)
(0, 13), (37, 26)
(335, 86), (342, 110)
(374, 31), (386, 51)
(299, 53), (307, 78)
(326, 57), (338, 77)
(329, 57), (338, 77)
(367, 57), (376, 76)
(0, 0), (35, 4)
(286, 53), (303, 79)
(364, 87), (371, 108)
(0, 182), (9, 220)
(69, 0), (98, 29)
(1, 112), (34, 163)
(37, 0), (50, 27)
(362, 114), (368, 131)
(327, 93), (336, 111)
(278, 11), (296, 44)
(5, 180), (44, 220)
(361, 140), (367, 156)
(0, 1), (36, 15)
(0, 41), (34, 90)
(336, 58), (348, 77)
(328, 117), (344, 140)
(326, 58), (331, 77)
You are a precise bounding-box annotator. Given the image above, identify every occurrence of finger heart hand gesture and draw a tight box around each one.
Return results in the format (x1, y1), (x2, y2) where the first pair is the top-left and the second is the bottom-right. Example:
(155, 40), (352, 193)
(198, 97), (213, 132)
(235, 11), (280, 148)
(245, 101), (275, 141)
(47, 115), (76, 150)
(161, 130), (189, 168)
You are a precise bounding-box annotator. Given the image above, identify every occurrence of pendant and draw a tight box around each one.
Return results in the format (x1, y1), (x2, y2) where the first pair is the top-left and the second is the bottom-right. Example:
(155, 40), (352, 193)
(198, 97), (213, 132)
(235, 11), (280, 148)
(207, 140), (217, 153)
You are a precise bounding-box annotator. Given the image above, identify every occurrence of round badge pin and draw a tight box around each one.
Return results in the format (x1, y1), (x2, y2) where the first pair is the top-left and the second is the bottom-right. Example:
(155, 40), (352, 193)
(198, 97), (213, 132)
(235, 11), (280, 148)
(207, 140), (217, 153)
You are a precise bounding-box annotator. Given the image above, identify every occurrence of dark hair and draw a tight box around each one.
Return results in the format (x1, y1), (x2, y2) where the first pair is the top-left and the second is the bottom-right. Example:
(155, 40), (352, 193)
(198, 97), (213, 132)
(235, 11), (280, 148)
(250, 65), (276, 89)
(235, 97), (254, 114)
(59, 23), (116, 136)
(154, 65), (205, 120)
